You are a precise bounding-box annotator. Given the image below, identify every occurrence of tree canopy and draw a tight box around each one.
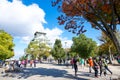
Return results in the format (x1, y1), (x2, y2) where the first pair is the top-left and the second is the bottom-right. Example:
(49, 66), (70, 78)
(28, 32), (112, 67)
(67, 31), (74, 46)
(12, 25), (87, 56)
(98, 32), (116, 55)
(71, 34), (98, 59)
(25, 40), (50, 60)
(0, 30), (14, 60)
(52, 0), (120, 54)
(50, 39), (65, 60)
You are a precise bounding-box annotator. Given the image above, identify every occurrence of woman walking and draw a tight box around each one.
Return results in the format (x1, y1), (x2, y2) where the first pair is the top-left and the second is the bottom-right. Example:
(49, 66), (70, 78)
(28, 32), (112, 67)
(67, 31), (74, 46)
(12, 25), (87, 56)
(73, 56), (78, 76)
(93, 58), (99, 78)
(80, 58), (85, 69)
(98, 57), (106, 76)
(103, 58), (112, 75)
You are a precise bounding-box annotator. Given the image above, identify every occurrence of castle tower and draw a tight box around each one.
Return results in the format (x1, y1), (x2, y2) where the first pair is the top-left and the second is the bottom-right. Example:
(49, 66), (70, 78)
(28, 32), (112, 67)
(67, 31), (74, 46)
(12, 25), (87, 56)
(33, 31), (51, 47)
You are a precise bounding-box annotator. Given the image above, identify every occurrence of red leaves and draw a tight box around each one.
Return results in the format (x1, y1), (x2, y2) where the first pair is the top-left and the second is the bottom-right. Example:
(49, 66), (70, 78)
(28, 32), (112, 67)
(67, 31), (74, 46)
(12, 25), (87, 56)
(62, 1), (82, 16)
(57, 15), (66, 25)
(70, 20), (75, 24)
(57, 16), (61, 20)
(59, 20), (65, 25)
(51, 0), (61, 7)
(101, 4), (111, 14)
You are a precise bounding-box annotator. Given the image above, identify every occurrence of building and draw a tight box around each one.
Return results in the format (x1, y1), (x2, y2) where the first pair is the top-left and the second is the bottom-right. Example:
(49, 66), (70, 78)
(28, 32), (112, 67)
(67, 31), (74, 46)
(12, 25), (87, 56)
(33, 31), (51, 47)
(24, 31), (52, 60)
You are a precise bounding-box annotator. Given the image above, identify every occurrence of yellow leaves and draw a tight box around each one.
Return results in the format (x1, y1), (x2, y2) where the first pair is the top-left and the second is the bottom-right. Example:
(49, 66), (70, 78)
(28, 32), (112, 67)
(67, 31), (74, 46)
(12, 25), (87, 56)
(99, 31), (116, 54)
(0, 30), (14, 60)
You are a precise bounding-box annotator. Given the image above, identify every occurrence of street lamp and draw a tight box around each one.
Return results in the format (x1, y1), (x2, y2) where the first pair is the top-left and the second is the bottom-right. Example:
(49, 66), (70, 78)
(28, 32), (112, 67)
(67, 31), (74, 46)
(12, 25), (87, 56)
(65, 42), (67, 57)
(65, 42), (69, 66)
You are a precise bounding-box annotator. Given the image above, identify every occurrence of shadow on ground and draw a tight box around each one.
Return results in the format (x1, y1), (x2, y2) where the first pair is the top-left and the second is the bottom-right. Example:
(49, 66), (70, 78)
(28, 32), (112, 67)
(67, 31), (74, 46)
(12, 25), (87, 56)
(112, 64), (120, 66)
(77, 71), (95, 78)
(1, 67), (89, 80)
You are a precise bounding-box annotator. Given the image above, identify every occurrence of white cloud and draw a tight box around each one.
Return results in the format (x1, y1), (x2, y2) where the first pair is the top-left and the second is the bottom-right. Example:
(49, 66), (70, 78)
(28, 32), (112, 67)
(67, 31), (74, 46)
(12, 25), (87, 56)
(62, 40), (73, 48)
(0, 0), (73, 59)
(0, 0), (46, 59)
(0, 0), (46, 37)
(45, 27), (63, 43)
(45, 27), (73, 48)
(20, 36), (31, 44)
(11, 50), (24, 60)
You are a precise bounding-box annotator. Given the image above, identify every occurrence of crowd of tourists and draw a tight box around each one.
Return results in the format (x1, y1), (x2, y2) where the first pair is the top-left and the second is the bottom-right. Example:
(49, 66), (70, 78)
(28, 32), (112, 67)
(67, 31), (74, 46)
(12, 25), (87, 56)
(0, 56), (115, 78)
(70, 56), (113, 77)
(1, 59), (37, 74)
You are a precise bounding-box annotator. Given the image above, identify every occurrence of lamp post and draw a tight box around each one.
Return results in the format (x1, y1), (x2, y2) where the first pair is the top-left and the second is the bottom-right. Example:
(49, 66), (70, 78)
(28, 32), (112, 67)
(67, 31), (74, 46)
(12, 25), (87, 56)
(65, 42), (67, 58)
(65, 42), (68, 66)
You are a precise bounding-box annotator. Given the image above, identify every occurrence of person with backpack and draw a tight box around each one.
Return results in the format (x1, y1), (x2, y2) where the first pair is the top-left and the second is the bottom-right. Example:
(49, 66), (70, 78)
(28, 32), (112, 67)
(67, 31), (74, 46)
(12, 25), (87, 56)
(103, 58), (112, 75)
(98, 57), (106, 76)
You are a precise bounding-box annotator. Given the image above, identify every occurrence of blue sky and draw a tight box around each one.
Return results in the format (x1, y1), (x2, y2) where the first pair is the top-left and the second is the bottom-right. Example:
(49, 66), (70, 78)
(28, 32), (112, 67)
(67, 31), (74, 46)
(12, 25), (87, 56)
(0, 0), (106, 59)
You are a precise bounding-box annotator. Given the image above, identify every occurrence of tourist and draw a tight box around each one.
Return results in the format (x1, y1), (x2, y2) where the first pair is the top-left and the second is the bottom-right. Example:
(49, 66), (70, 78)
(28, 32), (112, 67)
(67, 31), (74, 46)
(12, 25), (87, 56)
(80, 58), (85, 69)
(70, 58), (74, 69)
(30, 60), (33, 67)
(103, 58), (112, 75)
(93, 58), (99, 78)
(98, 57), (106, 76)
(88, 57), (94, 73)
(73, 56), (78, 76)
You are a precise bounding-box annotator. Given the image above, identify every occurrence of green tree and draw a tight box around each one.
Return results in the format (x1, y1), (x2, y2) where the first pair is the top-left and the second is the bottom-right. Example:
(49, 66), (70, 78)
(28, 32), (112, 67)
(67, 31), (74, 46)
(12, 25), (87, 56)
(37, 42), (50, 61)
(19, 55), (27, 61)
(71, 34), (98, 59)
(25, 41), (38, 60)
(69, 52), (77, 58)
(0, 30), (14, 60)
(50, 39), (65, 64)
(25, 40), (50, 60)
(52, 0), (120, 54)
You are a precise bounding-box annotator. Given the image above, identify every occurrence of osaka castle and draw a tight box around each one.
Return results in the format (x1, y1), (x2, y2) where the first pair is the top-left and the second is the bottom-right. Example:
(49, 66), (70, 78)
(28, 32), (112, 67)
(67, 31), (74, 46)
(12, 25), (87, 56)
(33, 31), (51, 47)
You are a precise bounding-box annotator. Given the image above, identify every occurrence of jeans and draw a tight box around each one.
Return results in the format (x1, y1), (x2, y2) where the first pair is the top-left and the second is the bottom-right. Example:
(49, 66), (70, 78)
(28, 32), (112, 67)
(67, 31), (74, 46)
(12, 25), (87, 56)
(105, 66), (112, 74)
(89, 66), (93, 73)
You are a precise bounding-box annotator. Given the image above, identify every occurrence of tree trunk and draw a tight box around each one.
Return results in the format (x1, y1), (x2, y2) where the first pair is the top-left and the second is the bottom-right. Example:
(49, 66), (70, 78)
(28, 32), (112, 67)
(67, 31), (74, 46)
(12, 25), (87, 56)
(109, 45), (113, 64)
(102, 26), (120, 55)
(110, 32), (120, 54)
(38, 58), (42, 63)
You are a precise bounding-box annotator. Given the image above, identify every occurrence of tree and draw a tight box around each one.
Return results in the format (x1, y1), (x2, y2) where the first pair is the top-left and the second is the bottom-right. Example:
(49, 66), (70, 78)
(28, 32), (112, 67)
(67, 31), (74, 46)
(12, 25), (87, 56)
(116, 30), (120, 44)
(19, 55), (27, 61)
(71, 34), (98, 59)
(0, 30), (14, 60)
(25, 40), (50, 60)
(99, 32), (117, 64)
(50, 39), (65, 64)
(52, 0), (120, 54)
(25, 41), (38, 60)
(37, 42), (51, 61)
(99, 32), (116, 55)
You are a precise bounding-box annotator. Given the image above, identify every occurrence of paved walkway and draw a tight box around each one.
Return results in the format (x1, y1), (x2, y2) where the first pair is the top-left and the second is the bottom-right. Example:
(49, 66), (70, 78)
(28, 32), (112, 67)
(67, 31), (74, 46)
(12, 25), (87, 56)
(0, 62), (120, 80)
